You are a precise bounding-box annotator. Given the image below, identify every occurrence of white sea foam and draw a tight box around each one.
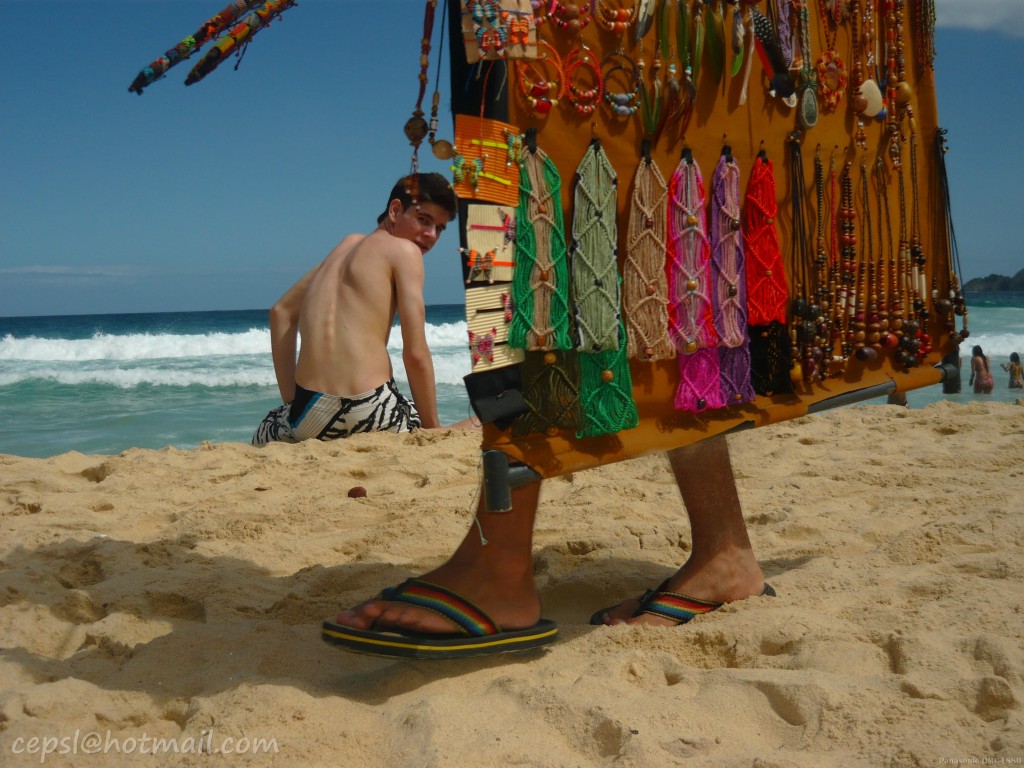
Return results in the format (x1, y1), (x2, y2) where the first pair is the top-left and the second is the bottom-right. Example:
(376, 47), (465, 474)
(0, 321), (474, 389)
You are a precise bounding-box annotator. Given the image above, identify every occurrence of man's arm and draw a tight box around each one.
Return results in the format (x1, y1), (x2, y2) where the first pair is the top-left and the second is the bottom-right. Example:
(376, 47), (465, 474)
(269, 264), (320, 404)
(393, 245), (441, 428)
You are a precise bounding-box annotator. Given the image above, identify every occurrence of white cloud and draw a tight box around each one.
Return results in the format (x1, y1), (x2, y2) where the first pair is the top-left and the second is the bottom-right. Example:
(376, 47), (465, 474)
(935, 0), (1024, 38)
(0, 265), (139, 277)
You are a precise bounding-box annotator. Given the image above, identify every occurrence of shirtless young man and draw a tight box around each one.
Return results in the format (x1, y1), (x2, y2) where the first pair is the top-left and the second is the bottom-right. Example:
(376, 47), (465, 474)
(252, 173), (459, 445)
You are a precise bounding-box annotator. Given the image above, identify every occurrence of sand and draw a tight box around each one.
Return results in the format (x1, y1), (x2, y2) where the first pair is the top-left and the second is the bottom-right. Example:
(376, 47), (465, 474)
(1, 400), (1022, 767)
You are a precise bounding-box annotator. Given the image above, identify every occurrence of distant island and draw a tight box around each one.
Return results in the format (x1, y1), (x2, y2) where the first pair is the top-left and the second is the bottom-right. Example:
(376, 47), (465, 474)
(963, 267), (1024, 292)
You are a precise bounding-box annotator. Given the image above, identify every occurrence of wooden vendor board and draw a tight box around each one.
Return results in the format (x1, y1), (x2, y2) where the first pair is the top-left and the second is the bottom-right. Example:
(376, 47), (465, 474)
(447, 0), (964, 483)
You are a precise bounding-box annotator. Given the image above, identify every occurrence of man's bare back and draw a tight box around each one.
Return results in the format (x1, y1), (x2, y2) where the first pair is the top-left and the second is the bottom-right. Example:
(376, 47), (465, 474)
(262, 193), (453, 434)
(296, 230), (410, 399)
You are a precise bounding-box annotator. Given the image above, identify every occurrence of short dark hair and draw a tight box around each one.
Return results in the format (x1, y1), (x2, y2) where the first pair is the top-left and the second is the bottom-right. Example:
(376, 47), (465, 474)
(377, 172), (457, 224)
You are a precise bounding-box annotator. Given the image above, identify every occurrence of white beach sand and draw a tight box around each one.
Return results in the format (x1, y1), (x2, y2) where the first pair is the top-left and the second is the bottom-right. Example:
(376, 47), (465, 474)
(1, 400), (1022, 767)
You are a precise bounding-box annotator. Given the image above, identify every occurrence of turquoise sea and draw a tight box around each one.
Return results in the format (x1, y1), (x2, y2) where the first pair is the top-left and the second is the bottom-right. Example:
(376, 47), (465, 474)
(1, 294), (1021, 458)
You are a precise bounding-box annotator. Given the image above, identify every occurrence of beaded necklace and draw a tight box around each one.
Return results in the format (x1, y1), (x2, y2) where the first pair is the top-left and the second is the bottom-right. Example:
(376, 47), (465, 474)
(624, 154), (674, 360)
(668, 150), (723, 412)
(834, 154), (857, 371)
(906, 108), (932, 358)
(873, 155), (902, 350)
(851, 0), (884, 147)
(795, 0), (819, 129)
(856, 158), (880, 358)
(549, 0), (594, 31)
(815, 0), (848, 112)
(790, 134), (822, 384)
(710, 147), (754, 404)
(428, 0), (455, 160)
(913, 0), (936, 74)
(404, 0), (439, 171)
(594, 0), (638, 34)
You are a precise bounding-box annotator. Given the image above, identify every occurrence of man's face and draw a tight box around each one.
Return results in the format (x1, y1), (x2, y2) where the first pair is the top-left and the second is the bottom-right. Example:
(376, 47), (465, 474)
(390, 201), (451, 255)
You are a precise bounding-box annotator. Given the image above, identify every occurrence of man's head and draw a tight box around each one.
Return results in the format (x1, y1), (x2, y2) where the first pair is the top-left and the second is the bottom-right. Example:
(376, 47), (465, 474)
(378, 173), (457, 224)
(378, 172), (457, 254)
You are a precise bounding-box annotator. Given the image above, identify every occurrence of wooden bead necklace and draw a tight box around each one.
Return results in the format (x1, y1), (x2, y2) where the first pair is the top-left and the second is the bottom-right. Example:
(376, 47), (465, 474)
(594, 0), (637, 35)
(404, 0), (439, 172)
(906, 108), (932, 358)
(548, 0), (594, 31)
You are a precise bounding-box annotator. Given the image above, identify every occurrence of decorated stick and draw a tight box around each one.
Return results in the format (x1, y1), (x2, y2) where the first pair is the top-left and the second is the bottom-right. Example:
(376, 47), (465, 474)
(128, 0), (265, 94)
(185, 0), (297, 87)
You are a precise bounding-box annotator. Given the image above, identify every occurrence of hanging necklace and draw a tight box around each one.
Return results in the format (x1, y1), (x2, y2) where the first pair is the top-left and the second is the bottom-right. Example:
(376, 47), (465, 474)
(790, 135), (820, 385)
(404, 0), (439, 172)
(906, 108), (931, 358)
(427, 0), (454, 160)
(594, 0), (638, 34)
(795, 1), (818, 129)
(835, 153), (857, 371)
(913, 0), (935, 75)
(933, 128), (969, 345)
(549, 0), (595, 31)
(856, 158), (881, 358)
(815, 0), (848, 112)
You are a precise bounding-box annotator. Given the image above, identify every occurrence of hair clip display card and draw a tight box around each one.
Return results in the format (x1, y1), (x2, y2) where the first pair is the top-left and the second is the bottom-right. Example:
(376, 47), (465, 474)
(464, 203), (517, 284)
(466, 284), (524, 372)
(452, 116), (523, 208)
(461, 0), (537, 64)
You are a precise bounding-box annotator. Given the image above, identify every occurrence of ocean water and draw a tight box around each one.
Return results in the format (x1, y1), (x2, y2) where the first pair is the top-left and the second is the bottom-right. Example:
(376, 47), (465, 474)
(1, 294), (1021, 458)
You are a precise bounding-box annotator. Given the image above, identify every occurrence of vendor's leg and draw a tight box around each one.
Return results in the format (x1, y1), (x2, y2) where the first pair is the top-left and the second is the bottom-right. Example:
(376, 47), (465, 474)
(597, 434), (767, 626)
(333, 480), (543, 633)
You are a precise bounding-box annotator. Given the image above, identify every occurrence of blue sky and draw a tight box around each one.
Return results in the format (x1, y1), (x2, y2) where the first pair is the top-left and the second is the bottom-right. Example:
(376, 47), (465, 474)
(1, 0), (1022, 317)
